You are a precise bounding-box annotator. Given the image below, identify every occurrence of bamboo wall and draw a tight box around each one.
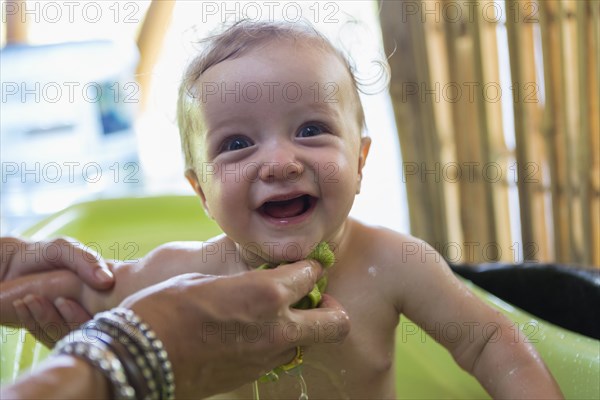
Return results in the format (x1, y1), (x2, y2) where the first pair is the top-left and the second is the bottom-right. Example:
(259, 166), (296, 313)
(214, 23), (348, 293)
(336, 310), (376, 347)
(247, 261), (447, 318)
(380, 0), (599, 267)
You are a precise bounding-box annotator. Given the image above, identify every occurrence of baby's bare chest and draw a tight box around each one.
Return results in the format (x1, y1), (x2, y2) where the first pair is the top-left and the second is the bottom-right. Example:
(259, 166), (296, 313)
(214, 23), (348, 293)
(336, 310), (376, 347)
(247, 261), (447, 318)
(215, 284), (399, 399)
(219, 333), (395, 399)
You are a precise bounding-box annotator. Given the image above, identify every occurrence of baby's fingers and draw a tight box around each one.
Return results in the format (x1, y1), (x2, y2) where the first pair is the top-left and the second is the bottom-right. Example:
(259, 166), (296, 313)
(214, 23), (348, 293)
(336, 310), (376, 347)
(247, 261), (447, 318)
(20, 295), (84, 347)
(54, 297), (92, 326)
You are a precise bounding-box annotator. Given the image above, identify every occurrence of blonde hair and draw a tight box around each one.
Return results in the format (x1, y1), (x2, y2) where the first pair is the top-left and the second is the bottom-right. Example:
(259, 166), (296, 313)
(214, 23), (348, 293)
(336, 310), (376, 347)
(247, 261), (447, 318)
(177, 20), (366, 172)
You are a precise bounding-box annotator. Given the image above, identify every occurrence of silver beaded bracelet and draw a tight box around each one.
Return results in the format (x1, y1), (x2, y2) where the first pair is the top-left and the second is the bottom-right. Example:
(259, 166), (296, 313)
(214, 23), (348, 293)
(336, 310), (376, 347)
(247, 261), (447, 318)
(111, 308), (175, 400)
(53, 308), (175, 400)
(54, 332), (136, 400)
(93, 314), (160, 400)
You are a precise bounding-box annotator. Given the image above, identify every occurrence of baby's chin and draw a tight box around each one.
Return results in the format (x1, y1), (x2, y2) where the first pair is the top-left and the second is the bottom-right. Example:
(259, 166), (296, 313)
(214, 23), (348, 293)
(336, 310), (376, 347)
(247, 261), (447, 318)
(238, 239), (323, 267)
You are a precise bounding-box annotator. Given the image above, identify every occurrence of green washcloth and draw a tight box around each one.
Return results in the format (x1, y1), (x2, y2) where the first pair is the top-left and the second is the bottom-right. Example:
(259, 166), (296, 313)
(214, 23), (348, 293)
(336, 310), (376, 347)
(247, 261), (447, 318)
(256, 242), (335, 308)
(256, 242), (335, 382)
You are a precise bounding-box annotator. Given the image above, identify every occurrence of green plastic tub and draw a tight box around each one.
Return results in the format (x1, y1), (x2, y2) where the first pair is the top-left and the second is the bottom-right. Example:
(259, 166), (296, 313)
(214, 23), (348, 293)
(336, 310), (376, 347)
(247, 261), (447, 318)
(1, 196), (598, 399)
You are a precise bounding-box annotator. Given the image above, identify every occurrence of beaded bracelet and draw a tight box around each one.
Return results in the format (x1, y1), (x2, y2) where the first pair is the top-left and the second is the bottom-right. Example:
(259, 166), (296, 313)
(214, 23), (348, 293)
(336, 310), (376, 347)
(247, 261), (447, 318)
(54, 332), (136, 400)
(93, 326), (152, 400)
(93, 314), (160, 400)
(53, 308), (175, 400)
(111, 308), (175, 400)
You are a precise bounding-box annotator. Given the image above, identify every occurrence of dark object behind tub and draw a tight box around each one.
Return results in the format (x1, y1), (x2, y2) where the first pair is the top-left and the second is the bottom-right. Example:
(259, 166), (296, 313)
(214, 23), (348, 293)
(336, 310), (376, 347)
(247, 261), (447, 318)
(450, 263), (600, 340)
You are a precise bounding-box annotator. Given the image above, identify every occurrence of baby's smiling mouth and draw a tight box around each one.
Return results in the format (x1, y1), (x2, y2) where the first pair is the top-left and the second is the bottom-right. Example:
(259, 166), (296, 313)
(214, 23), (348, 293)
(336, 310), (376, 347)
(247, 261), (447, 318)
(259, 194), (317, 219)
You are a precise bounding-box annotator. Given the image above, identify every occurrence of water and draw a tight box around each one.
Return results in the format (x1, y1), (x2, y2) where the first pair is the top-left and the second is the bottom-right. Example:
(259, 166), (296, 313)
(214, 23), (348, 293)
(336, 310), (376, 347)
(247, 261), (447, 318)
(286, 367), (309, 400)
(252, 367), (309, 400)
(296, 372), (308, 400)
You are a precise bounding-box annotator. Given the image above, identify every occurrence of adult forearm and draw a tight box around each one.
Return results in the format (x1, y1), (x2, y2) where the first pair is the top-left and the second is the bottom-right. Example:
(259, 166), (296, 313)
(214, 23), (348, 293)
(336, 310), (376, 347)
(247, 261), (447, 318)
(0, 355), (110, 400)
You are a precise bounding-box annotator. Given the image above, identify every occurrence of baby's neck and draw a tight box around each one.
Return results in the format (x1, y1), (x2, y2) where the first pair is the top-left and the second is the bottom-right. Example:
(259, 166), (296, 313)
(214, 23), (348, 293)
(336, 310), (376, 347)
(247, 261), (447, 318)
(236, 220), (354, 270)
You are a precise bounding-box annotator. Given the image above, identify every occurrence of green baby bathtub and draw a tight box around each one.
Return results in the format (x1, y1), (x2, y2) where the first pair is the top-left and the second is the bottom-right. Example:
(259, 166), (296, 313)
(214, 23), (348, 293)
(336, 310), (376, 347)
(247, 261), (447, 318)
(1, 196), (599, 399)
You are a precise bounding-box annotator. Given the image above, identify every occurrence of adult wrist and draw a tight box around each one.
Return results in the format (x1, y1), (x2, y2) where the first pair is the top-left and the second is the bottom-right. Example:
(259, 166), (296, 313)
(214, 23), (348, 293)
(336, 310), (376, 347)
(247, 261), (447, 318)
(54, 330), (136, 399)
(51, 308), (175, 400)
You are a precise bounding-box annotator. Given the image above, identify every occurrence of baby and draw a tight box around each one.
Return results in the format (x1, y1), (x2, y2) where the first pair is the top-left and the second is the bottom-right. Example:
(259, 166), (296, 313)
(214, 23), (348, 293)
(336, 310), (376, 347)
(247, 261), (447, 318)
(4, 21), (562, 399)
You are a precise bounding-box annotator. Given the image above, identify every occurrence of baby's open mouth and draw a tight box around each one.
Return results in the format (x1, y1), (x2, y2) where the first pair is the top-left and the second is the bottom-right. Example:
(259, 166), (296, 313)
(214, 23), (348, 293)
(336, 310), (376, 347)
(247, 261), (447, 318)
(259, 194), (317, 219)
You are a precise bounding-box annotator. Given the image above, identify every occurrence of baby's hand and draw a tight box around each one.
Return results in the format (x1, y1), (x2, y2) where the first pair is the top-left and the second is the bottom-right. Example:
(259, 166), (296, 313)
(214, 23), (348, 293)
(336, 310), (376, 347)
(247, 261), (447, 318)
(13, 292), (92, 347)
(1, 269), (90, 347)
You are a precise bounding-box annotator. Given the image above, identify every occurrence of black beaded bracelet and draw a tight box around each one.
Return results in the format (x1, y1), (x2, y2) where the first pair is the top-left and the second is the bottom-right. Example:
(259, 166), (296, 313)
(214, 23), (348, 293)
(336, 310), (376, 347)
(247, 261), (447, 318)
(95, 328), (151, 400)
(53, 308), (175, 400)
(112, 308), (175, 400)
(54, 330), (136, 400)
(93, 315), (160, 400)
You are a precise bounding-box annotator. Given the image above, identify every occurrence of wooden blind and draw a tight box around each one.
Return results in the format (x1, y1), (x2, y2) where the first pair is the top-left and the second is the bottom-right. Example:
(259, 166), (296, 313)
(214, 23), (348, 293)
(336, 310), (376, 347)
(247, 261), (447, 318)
(380, 0), (599, 267)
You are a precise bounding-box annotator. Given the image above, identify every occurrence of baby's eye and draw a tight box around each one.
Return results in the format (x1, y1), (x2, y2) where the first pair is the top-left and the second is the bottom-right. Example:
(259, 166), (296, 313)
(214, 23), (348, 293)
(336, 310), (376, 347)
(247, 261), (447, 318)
(220, 136), (253, 152)
(297, 124), (327, 138)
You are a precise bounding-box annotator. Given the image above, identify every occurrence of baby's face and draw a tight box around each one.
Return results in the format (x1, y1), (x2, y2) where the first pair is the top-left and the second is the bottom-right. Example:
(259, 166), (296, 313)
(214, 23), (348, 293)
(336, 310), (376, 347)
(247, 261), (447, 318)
(187, 39), (370, 264)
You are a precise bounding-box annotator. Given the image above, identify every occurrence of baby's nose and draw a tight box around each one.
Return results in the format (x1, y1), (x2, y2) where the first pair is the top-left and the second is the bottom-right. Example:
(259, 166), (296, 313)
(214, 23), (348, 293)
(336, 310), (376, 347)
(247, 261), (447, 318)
(259, 161), (304, 181)
(258, 147), (304, 182)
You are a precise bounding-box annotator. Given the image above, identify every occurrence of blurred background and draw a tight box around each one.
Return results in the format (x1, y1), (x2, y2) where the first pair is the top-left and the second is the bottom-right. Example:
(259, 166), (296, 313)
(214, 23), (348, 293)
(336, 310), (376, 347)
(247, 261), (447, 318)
(1, 0), (598, 267)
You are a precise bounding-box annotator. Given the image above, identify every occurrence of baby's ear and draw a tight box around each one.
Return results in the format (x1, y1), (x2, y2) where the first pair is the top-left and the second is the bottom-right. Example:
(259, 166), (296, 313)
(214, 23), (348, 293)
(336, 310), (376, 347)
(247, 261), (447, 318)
(356, 137), (371, 194)
(185, 169), (212, 218)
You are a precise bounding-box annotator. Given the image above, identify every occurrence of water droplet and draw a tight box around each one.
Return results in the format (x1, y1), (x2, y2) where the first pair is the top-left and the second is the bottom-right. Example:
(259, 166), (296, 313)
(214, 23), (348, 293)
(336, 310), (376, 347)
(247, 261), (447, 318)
(340, 369), (346, 375)
(297, 371), (308, 400)
(368, 266), (377, 277)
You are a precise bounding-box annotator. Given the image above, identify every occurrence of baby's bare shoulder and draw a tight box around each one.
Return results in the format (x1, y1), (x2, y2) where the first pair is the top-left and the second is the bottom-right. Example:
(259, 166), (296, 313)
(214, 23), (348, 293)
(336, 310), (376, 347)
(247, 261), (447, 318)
(350, 220), (441, 268)
(141, 234), (236, 276)
(347, 220), (454, 309)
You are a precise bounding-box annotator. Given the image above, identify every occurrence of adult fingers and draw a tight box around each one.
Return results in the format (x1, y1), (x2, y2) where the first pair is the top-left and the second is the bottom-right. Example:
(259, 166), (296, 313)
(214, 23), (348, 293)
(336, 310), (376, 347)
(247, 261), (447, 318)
(54, 297), (93, 326)
(0, 270), (83, 324)
(290, 293), (350, 347)
(29, 296), (91, 345)
(13, 298), (37, 333)
(262, 259), (323, 305)
(14, 296), (55, 347)
(23, 295), (71, 346)
(45, 238), (114, 290)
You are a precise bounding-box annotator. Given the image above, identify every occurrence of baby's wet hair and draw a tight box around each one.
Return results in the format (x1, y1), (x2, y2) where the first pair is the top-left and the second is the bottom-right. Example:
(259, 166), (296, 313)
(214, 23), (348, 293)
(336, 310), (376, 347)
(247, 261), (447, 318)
(177, 19), (380, 171)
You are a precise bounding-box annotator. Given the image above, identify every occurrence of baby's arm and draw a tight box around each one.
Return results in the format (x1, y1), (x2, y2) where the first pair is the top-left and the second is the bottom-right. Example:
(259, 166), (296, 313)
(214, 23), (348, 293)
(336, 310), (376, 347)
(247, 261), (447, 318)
(81, 242), (210, 314)
(383, 235), (563, 399)
(2, 241), (209, 324)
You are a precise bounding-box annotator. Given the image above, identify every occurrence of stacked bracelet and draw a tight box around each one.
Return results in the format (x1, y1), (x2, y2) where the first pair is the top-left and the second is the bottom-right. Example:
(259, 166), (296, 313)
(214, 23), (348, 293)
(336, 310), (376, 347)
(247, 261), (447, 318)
(93, 314), (159, 399)
(54, 332), (136, 400)
(111, 308), (175, 400)
(52, 308), (175, 400)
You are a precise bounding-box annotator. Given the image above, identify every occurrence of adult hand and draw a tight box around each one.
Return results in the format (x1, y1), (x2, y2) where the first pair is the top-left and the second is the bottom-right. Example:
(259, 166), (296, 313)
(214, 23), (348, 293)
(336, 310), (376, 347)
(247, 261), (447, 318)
(0, 236), (114, 285)
(121, 260), (350, 399)
(1, 236), (114, 345)
(1, 259), (350, 400)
